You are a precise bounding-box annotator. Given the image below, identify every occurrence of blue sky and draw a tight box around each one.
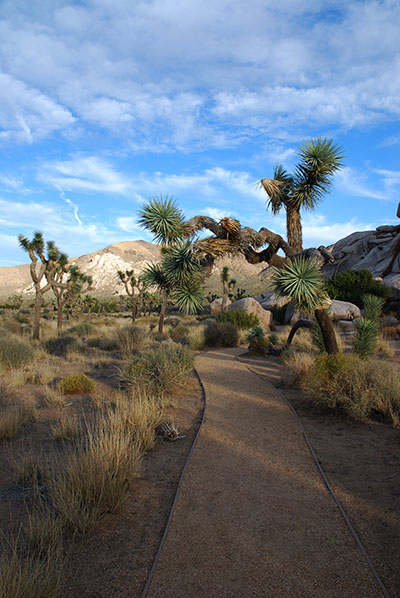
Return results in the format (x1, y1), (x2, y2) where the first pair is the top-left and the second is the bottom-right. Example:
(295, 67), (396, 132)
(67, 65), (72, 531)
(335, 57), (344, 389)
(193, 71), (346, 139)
(1, 0), (400, 266)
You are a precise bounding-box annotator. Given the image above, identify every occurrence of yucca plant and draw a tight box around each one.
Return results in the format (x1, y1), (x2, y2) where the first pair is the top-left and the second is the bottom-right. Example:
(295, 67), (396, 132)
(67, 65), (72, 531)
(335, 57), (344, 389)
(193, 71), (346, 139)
(273, 256), (338, 354)
(362, 294), (385, 322)
(138, 195), (187, 246)
(353, 318), (380, 359)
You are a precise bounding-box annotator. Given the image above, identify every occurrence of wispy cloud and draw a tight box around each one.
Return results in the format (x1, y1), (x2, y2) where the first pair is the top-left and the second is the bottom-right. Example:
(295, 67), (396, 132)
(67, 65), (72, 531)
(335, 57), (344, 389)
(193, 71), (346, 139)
(335, 166), (388, 200)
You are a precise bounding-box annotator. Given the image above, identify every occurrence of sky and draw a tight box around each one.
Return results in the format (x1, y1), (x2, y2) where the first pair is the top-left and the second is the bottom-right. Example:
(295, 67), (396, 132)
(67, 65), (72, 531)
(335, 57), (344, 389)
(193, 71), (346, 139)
(1, 0), (400, 267)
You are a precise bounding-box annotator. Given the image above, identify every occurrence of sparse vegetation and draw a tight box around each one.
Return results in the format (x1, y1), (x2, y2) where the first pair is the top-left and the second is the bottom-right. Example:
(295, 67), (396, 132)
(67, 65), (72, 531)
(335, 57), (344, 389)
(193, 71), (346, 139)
(216, 309), (259, 330)
(0, 333), (34, 367)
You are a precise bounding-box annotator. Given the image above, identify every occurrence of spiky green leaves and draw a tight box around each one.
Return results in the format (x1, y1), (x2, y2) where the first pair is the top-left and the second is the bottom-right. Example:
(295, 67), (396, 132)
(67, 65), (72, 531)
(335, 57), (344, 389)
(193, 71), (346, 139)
(273, 256), (326, 313)
(353, 318), (380, 359)
(163, 240), (201, 285)
(138, 196), (187, 245)
(362, 294), (385, 322)
(171, 280), (204, 314)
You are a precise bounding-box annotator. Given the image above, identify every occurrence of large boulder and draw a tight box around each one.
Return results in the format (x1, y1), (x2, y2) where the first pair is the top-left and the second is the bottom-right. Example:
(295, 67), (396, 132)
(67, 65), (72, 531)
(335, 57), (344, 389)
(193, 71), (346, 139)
(228, 297), (272, 332)
(210, 297), (231, 314)
(255, 290), (291, 311)
(329, 300), (361, 321)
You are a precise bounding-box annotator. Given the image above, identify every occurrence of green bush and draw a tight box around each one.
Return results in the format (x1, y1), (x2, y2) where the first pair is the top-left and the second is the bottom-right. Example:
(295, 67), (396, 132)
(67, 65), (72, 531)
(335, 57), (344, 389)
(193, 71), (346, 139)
(216, 310), (259, 330)
(44, 336), (77, 357)
(353, 318), (379, 358)
(326, 269), (390, 307)
(0, 333), (34, 367)
(87, 337), (120, 351)
(127, 344), (194, 394)
(58, 373), (95, 395)
(247, 326), (267, 354)
(204, 320), (238, 347)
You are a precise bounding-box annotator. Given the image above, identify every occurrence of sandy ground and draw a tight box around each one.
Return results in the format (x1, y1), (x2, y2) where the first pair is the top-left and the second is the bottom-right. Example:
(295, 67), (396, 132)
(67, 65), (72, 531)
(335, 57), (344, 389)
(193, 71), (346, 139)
(147, 348), (383, 597)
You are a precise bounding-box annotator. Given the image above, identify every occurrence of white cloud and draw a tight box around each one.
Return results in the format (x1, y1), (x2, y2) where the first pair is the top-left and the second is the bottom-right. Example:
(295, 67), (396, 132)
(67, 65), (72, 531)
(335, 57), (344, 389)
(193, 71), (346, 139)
(375, 169), (400, 196)
(302, 214), (375, 247)
(117, 216), (144, 234)
(335, 167), (388, 200)
(40, 157), (132, 194)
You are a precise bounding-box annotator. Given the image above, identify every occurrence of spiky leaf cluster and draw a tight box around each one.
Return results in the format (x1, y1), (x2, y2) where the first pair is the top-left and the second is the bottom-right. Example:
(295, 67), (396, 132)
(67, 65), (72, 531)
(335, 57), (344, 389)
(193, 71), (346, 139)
(273, 256), (326, 313)
(163, 240), (201, 285)
(138, 196), (187, 245)
(362, 293), (385, 322)
(353, 318), (379, 359)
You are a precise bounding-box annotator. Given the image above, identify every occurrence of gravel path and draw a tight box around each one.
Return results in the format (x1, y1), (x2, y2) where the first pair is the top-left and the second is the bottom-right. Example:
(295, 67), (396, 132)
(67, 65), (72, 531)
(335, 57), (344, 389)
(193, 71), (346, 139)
(147, 348), (383, 597)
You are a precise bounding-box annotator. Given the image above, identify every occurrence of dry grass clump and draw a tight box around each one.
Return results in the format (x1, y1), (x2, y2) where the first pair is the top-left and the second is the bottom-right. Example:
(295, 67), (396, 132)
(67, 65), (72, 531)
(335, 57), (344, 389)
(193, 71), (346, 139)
(51, 413), (81, 441)
(22, 360), (58, 385)
(115, 391), (161, 451)
(301, 353), (400, 424)
(375, 339), (395, 359)
(281, 351), (315, 387)
(58, 373), (95, 395)
(43, 388), (65, 407)
(0, 332), (34, 367)
(116, 325), (145, 356)
(0, 540), (63, 598)
(49, 410), (143, 533)
(0, 403), (36, 441)
(127, 343), (194, 395)
(169, 322), (206, 350)
(12, 455), (43, 488)
(24, 509), (64, 558)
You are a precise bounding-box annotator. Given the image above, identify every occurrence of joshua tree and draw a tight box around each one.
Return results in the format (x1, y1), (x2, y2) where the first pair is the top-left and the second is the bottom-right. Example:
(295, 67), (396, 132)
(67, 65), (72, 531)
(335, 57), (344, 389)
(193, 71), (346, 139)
(52, 258), (93, 333)
(220, 266), (236, 311)
(273, 255), (339, 354)
(260, 138), (343, 253)
(18, 232), (63, 340)
(117, 270), (148, 324)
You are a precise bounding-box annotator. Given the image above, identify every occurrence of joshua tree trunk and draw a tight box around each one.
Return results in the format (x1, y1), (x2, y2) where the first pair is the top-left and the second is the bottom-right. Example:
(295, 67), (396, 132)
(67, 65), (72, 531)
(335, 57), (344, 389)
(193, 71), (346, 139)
(286, 206), (303, 253)
(314, 308), (339, 354)
(158, 291), (169, 333)
(56, 297), (65, 334)
(222, 280), (229, 311)
(33, 287), (42, 341)
(131, 301), (137, 324)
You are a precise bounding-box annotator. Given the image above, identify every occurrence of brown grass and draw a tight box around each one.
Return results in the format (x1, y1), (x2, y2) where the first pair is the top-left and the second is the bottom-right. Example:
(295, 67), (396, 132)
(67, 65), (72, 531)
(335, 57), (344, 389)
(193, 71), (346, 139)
(0, 404), (36, 441)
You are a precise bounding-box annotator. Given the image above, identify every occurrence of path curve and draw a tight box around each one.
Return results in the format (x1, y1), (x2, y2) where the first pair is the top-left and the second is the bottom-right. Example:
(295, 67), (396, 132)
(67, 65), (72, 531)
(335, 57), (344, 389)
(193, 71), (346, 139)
(147, 348), (383, 597)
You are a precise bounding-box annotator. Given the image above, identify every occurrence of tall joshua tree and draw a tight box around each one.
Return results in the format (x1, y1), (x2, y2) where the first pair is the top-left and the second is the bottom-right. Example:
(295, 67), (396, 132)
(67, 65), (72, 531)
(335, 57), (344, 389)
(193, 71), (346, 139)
(117, 270), (148, 324)
(18, 232), (62, 340)
(52, 257), (93, 333)
(260, 138), (343, 253)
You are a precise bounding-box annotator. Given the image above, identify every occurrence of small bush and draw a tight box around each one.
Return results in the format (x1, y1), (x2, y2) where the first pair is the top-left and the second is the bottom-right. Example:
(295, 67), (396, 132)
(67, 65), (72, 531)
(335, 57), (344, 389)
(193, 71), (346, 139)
(58, 373), (95, 395)
(116, 326), (144, 355)
(216, 310), (259, 330)
(247, 326), (267, 354)
(0, 333), (34, 367)
(87, 337), (120, 351)
(281, 351), (315, 388)
(44, 335), (77, 357)
(127, 344), (194, 395)
(326, 269), (390, 307)
(204, 320), (238, 347)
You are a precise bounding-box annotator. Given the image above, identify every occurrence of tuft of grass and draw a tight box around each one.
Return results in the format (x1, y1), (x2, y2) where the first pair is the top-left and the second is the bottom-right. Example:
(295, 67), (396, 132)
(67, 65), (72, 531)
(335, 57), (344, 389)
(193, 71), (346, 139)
(281, 351), (315, 388)
(0, 541), (63, 598)
(67, 321), (96, 337)
(0, 404), (36, 441)
(43, 388), (65, 408)
(375, 338), (395, 359)
(24, 509), (64, 558)
(22, 360), (58, 385)
(49, 410), (142, 533)
(58, 373), (95, 395)
(51, 413), (81, 441)
(12, 455), (43, 488)
(116, 325), (145, 356)
(0, 333), (34, 367)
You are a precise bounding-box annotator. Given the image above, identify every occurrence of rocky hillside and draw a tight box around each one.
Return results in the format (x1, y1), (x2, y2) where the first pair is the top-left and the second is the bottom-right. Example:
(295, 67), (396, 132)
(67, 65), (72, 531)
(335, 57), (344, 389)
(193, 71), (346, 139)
(0, 240), (266, 297)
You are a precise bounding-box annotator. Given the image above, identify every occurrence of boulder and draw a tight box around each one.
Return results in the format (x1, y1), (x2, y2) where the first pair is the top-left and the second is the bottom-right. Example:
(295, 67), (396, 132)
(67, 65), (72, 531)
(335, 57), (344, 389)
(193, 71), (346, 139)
(334, 319), (357, 333)
(329, 300), (361, 321)
(165, 315), (181, 327)
(210, 297), (231, 314)
(255, 290), (291, 311)
(228, 297), (272, 332)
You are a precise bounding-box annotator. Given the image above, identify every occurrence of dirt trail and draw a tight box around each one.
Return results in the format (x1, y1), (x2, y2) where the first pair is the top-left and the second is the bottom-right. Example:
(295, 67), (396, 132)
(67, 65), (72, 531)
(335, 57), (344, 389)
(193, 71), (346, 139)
(147, 348), (383, 597)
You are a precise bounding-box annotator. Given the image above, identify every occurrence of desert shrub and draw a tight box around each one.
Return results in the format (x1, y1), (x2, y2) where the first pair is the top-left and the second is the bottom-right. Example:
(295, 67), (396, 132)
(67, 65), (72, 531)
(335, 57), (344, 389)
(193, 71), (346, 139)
(371, 360), (400, 426)
(0, 333), (33, 367)
(268, 332), (280, 346)
(23, 360), (58, 385)
(58, 373), (95, 395)
(186, 325), (206, 350)
(116, 326), (144, 355)
(169, 324), (190, 345)
(1, 318), (23, 334)
(87, 336), (120, 351)
(216, 309), (259, 330)
(51, 413), (81, 441)
(281, 351), (315, 388)
(375, 339), (395, 359)
(302, 353), (374, 421)
(44, 335), (77, 357)
(127, 344), (194, 395)
(204, 320), (238, 347)
(152, 331), (170, 342)
(67, 322), (96, 337)
(326, 269), (390, 307)
(114, 391), (161, 451)
(247, 326), (267, 354)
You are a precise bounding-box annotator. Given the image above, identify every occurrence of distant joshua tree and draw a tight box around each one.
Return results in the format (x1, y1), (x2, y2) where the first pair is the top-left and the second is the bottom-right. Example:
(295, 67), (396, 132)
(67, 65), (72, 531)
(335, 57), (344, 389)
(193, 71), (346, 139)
(220, 266), (236, 311)
(52, 257), (93, 333)
(18, 232), (62, 340)
(117, 270), (148, 324)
